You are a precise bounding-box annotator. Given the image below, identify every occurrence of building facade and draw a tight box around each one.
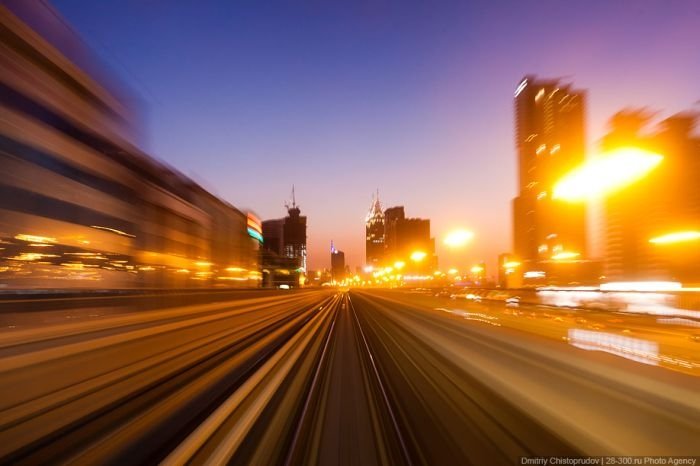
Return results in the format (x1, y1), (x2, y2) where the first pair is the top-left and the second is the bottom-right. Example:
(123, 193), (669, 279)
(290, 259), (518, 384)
(512, 75), (587, 282)
(0, 2), (262, 289)
(261, 191), (307, 287)
(330, 242), (346, 283)
(365, 193), (385, 267)
(603, 111), (700, 284)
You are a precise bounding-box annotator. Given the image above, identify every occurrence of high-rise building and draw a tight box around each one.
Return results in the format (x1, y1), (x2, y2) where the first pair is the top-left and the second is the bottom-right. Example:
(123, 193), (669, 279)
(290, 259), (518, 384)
(262, 219), (284, 256)
(365, 192), (385, 266)
(283, 198), (307, 272)
(603, 111), (700, 284)
(383, 206), (436, 272)
(261, 188), (307, 287)
(383, 206), (405, 261)
(512, 75), (587, 275)
(330, 241), (346, 283)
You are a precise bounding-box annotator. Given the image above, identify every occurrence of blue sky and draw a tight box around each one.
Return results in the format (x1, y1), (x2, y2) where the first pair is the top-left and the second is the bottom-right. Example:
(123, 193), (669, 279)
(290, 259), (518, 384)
(52, 0), (700, 271)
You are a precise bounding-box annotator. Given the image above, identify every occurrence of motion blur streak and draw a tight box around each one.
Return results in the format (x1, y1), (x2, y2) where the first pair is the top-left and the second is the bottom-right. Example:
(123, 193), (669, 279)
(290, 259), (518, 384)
(0, 290), (334, 464)
(0, 2), (261, 290)
(552, 147), (664, 201)
(352, 290), (699, 457)
(1, 289), (699, 463)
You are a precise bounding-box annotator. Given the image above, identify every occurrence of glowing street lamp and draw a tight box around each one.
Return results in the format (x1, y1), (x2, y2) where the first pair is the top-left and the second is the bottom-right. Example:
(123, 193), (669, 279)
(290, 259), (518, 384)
(470, 265), (484, 274)
(552, 147), (663, 202)
(649, 231), (700, 244)
(444, 229), (474, 247)
(447, 268), (458, 275)
(393, 261), (406, 270)
(410, 251), (427, 262)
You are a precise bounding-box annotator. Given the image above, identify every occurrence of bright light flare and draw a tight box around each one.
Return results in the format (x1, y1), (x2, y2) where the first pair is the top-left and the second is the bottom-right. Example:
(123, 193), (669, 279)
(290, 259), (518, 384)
(470, 265), (484, 274)
(503, 261), (520, 268)
(551, 252), (580, 260)
(552, 148), (663, 202)
(15, 234), (57, 244)
(393, 261), (405, 270)
(448, 268), (458, 275)
(444, 229), (474, 247)
(649, 231), (700, 244)
(600, 281), (682, 292)
(410, 251), (427, 262)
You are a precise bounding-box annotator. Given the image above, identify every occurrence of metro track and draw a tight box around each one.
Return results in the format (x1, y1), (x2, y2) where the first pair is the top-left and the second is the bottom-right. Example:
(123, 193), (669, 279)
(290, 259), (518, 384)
(0, 291), (334, 464)
(1, 289), (697, 464)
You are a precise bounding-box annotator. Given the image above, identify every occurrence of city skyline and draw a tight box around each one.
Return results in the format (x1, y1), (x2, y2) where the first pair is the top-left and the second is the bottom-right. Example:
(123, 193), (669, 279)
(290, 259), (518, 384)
(51, 0), (700, 270)
(2, 3), (699, 462)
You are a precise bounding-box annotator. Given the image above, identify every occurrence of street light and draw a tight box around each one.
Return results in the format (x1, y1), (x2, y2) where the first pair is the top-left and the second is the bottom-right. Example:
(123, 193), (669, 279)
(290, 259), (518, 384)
(410, 251), (427, 262)
(444, 229), (474, 247)
(394, 261), (406, 270)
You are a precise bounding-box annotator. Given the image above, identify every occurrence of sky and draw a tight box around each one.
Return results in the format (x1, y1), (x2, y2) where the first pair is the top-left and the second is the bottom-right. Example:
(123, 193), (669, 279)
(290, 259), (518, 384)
(51, 0), (700, 272)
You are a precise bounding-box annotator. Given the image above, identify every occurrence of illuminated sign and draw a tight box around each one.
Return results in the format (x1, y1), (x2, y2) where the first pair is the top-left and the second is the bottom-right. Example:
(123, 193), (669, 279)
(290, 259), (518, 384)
(247, 213), (263, 243)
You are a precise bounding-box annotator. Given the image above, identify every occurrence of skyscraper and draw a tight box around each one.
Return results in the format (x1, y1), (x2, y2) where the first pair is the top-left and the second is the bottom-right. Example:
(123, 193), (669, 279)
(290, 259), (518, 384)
(283, 188), (307, 273)
(602, 111), (700, 283)
(330, 241), (346, 283)
(382, 205), (436, 272)
(261, 188), (307, 287)
(383, 206), (405, 261)
(512, 75), (587, 272)
(365, 192), (385, 266)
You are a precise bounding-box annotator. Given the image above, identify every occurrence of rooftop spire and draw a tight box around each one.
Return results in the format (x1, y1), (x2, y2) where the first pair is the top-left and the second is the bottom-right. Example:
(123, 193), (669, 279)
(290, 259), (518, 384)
(365, 190), (384, 223)
(285, 185), (299, 213)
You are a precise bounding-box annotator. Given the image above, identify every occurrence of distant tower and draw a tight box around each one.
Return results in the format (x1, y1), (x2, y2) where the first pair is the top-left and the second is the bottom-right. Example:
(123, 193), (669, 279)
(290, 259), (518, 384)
(330, 240), (346, 283)
(365, 190), (385, 267)
(283, 185), (307, 272)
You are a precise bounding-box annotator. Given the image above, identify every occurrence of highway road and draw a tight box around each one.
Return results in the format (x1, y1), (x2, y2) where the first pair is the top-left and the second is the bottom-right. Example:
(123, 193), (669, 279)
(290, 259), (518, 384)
(0, 289), (698, 465)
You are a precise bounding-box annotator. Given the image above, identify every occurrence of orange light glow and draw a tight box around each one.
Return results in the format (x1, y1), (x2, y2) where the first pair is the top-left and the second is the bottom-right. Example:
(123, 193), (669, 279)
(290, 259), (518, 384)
(551, 252), (580, 260)
(552, 148), (663, 202)
(410, 251), (427, 262)
(649, 231), (700, 244)
(444, 229), (474, 247)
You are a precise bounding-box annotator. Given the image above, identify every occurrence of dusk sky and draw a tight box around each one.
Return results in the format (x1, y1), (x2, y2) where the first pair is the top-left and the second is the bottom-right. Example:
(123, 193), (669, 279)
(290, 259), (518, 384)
(52, 0), (700, 272)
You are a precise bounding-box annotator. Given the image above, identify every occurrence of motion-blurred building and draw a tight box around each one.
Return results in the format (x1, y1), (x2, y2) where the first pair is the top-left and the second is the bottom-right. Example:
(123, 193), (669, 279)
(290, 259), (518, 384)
(261, 190), (307, 288)
(602, 111), (700, 285)
(365, 192), (385, 267)
(511, 75), (590, 285)
(497, 253), (522, 288)
(0, 2), (262, 289)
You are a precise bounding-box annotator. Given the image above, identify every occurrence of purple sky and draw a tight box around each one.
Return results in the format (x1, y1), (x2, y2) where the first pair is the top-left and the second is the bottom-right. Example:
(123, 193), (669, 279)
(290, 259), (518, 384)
(52, 0), (700, 272)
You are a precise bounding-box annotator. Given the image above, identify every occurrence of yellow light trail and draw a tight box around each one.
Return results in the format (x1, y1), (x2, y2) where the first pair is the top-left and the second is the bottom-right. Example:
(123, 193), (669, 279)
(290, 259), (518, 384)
(552, 147), (663, 202)
(649, 231), (700, 244)
(551, 252), (580, 260)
